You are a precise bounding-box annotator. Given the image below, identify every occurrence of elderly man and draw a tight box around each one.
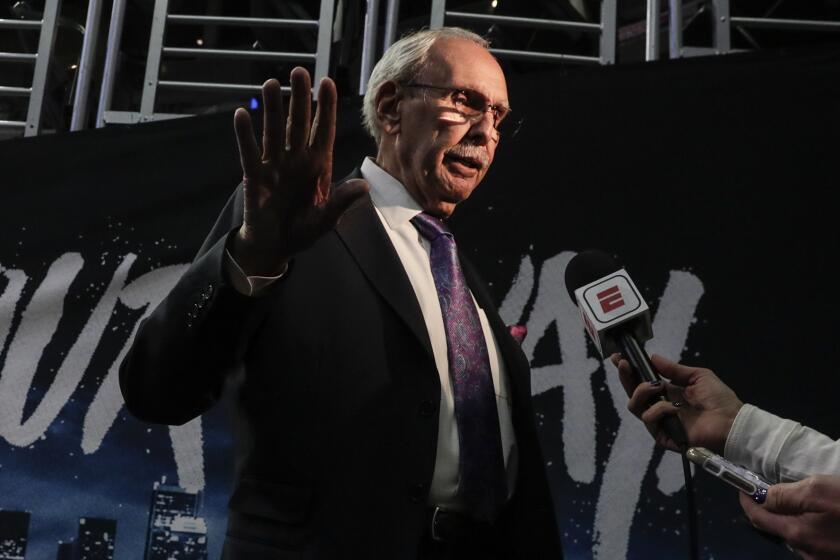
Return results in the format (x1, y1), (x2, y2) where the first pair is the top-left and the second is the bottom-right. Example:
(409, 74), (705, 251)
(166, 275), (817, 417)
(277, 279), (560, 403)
(120, 27), (562, 559)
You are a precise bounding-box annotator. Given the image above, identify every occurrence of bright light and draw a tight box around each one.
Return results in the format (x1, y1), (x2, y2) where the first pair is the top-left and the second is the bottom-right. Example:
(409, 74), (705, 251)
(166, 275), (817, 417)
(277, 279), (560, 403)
(491, 0), (498, 7)
(196, 38), (204, 46)
(250, 97), (259, 110)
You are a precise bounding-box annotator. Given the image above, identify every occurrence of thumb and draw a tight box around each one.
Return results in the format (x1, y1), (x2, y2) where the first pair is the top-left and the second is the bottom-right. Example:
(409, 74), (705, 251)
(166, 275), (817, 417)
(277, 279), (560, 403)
(763, 478), (812, 515)
(322, 179), (370, 228)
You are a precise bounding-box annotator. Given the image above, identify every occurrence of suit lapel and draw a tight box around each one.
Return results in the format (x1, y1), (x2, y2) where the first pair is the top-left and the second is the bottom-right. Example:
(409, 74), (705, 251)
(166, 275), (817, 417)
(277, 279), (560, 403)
(335, 188), (435, 361)
(333, 168), (526, 393)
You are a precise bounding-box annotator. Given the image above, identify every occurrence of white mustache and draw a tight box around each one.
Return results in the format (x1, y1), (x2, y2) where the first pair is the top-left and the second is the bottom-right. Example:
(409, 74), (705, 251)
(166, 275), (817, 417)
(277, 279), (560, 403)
(444, 144), (489, 168)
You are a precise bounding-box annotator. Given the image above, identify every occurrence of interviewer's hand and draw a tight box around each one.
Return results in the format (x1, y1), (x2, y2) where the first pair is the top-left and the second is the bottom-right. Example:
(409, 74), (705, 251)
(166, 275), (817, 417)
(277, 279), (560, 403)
(231, 68), (369, 276)
(740, 475), (840, 560)
(612, 354), (743, 454)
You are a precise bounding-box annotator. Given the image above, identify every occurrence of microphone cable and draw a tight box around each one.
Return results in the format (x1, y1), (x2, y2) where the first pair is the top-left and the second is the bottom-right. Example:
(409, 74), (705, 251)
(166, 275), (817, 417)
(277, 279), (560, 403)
(680, 452), (700, 560)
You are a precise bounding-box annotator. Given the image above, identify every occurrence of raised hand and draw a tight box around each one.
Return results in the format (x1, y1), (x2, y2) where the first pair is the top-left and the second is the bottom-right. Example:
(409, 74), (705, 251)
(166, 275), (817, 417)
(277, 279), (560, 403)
(231, 67), (369, 276)
(612, 354), (743, 453)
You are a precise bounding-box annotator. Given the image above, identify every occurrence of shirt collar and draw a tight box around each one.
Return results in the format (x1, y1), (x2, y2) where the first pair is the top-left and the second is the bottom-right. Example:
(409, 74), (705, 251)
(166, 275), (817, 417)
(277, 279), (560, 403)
(360, 157), (423, 231)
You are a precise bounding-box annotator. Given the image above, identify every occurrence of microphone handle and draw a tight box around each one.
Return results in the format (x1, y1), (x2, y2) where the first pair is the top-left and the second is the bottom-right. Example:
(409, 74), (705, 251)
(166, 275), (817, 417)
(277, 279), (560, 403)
(618, 331), (688, 450)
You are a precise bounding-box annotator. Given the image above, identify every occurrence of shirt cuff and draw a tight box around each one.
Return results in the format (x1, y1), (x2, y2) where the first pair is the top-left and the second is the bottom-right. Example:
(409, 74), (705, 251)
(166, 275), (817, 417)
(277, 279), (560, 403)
(723, 403), (799, 483)
(224, 248), (288, 297)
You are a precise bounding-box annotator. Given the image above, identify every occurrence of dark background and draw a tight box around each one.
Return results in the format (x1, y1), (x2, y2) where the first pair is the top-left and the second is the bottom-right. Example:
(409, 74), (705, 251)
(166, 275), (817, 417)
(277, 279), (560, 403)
(453, 45), (840, 436)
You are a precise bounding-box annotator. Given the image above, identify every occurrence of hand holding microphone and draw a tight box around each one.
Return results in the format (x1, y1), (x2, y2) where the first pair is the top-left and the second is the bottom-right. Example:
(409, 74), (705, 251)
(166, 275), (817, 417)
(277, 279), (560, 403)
(563, 249), (743, 454)
(566, 251), (840, 556)
(614, 354), (743, 454)
(564, 249), (692, 450)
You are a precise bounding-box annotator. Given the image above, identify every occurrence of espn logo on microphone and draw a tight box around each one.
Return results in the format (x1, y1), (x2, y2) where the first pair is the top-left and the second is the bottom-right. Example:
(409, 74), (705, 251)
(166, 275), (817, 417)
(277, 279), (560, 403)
(581, 272), (642, 324)
(572, 268), (652, 357)
(596, 285), (625, 313)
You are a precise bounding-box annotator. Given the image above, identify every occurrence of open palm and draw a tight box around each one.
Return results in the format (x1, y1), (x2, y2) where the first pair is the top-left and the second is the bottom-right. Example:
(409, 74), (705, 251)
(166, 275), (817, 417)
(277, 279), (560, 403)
(231, 67), (368, 276)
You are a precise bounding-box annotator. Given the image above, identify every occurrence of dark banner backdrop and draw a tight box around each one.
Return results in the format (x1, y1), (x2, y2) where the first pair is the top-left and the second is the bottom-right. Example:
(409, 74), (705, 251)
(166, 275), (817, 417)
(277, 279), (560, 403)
(2, 45), (839, 559)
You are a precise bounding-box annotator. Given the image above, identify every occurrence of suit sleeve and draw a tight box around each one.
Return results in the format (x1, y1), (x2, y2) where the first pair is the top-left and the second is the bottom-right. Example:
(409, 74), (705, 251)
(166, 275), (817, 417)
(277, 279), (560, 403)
(119, 185), (267, 425)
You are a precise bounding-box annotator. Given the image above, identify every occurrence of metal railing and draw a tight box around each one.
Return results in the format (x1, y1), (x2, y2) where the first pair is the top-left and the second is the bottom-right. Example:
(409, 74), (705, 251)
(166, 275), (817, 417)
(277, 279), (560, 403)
(0, 0), (62, 137)
(427, 0), (617, 66)
(69, 0), (106, 131)
(650, 0), (731, 58)
(655, 0), (840, 60)
(99, 0), (336, 125)
(5, 1), (840, 137)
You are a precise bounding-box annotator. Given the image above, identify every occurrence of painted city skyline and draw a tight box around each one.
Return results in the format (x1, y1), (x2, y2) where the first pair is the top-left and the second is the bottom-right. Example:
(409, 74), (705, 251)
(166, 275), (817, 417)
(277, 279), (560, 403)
(0, 477), (211, 559)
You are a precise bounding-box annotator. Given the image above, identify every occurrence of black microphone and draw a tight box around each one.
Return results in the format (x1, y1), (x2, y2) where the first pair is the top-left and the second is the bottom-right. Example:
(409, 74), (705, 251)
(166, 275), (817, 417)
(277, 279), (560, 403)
(564, 250), (688, 450)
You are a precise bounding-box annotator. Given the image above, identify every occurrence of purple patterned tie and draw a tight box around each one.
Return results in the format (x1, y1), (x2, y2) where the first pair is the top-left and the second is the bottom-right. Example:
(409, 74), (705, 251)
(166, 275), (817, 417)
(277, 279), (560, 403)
(411, 212), (507, 522)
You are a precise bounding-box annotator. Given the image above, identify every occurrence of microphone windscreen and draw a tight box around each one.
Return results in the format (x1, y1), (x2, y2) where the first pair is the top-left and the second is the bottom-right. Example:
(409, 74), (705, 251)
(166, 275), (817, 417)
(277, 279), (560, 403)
(564, 250), (621, 303)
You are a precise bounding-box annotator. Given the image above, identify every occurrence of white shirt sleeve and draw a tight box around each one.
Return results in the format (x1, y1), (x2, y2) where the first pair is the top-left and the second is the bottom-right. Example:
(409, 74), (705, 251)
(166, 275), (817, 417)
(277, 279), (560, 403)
(723, 403), (840, 483)
(223, 248), (288, 297)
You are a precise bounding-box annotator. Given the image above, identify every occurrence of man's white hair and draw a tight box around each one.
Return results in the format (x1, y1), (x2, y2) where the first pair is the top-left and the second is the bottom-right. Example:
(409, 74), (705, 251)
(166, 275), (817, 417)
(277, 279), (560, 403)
(361, 27), (489, 144)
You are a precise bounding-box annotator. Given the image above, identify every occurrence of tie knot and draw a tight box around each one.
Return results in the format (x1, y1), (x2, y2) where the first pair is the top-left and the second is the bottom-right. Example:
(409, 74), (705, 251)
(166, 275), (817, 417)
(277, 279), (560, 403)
(411, 212), (453, 242)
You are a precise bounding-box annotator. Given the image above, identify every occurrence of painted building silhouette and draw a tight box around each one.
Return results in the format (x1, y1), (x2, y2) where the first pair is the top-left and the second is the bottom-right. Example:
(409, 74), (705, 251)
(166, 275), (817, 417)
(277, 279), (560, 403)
(143, 477), (207, 560)
(0, 510), (29, 560)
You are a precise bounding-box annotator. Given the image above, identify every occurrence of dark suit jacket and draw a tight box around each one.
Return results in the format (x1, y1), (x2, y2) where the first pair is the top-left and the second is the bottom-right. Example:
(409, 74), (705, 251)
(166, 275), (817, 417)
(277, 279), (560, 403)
(119, 171), (563, 559)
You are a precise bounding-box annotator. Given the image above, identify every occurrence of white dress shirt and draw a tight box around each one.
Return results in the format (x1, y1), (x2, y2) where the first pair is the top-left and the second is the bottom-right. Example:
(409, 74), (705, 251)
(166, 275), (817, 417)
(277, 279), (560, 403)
(724, 403), (840, 483)
(225, 157), (517, 510)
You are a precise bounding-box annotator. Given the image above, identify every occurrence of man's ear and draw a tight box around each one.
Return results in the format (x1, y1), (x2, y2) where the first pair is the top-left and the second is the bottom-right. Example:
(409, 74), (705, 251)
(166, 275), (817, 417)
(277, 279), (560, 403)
(374, 81), (402, 136)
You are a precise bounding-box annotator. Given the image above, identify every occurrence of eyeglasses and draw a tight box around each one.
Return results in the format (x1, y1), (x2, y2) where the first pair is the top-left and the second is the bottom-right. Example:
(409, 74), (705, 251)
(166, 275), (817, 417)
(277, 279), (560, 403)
(402, 83), (523, 140)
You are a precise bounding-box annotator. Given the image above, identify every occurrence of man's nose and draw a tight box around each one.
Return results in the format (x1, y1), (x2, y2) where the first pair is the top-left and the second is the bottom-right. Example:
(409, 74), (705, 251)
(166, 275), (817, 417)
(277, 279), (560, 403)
(467, 111), (497, 145)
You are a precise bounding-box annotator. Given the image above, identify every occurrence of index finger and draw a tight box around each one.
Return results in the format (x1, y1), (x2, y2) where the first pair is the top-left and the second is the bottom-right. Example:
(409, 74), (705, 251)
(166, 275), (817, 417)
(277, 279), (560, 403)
(615, 358), (640, 399)
(650, 354), (703, 386)
(309, 77), (337, 154)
